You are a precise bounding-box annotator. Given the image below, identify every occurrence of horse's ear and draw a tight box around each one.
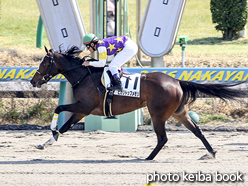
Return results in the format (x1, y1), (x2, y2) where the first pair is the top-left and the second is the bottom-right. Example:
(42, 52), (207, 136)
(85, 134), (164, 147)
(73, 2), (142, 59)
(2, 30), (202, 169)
(44, 46), (49, 54)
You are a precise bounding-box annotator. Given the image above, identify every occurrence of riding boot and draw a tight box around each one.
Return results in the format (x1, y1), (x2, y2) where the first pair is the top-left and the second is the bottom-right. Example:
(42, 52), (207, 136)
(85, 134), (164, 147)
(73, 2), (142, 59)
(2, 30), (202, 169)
(108, 77), (123, 91)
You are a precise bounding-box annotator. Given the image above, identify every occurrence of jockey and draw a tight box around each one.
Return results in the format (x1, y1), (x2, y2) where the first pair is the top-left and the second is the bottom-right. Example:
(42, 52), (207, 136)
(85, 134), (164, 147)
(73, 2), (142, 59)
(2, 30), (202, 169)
(82, 33), (138, 91)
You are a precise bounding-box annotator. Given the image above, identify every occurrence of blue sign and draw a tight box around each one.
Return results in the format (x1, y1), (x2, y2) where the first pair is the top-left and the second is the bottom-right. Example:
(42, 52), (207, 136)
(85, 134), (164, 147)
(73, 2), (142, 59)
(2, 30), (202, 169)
(124, 68), (248, 83)
(0, 67), (247, 83)
(0, 67), (67, 82)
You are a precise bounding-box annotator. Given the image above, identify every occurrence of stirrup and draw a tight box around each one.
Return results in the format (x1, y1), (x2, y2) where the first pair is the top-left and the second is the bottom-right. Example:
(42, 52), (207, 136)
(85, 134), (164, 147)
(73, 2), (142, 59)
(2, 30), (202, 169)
(107, 85), (123, 91)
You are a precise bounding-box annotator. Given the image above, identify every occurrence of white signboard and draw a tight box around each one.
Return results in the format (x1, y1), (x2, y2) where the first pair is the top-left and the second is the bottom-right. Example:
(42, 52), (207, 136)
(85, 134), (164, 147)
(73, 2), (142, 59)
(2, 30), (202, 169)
(37, 0), (86, 51)
(138, 0), (187, 57)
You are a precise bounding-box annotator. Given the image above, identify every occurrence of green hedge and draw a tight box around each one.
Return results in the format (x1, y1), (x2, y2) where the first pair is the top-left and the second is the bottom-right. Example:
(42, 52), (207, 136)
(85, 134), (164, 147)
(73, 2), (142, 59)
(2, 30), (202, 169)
(210, 0), (248, 40)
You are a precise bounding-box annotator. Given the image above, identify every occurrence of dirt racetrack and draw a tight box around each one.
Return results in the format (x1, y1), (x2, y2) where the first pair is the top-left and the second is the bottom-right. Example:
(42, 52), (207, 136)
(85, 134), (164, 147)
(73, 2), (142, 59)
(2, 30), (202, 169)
(0, 130), (247, 186)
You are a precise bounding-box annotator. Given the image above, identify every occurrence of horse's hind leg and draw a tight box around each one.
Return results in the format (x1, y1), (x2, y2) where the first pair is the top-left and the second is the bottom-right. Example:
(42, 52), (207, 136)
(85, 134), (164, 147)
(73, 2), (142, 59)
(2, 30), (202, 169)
(146, 107), (172, 160)
(146, 117), (168, 160)
(145, 92), (181, 160)
(172, 110), (216, 158)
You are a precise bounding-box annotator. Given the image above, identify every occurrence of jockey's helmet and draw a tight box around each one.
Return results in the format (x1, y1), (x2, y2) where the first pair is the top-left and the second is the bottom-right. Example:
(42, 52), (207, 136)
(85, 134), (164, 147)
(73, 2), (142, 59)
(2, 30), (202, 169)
(83, 33), (98, 45)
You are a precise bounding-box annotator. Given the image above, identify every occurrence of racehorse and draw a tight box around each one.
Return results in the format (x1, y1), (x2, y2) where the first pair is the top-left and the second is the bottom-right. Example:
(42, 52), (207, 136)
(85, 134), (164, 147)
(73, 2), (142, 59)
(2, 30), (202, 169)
(30, 46), (246, 160)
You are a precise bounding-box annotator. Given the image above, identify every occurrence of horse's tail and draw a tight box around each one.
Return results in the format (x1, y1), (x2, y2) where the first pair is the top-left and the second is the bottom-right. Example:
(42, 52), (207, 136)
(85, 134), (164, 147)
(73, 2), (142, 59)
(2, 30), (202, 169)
(179, 80), (247, 105)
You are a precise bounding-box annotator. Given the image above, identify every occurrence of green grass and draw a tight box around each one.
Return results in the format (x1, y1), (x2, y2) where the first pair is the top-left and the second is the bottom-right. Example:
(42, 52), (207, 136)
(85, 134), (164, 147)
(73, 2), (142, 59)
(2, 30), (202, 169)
(0, 0), (41, 47)
(0, 99), (55, 125)
(199, 112), (231, 124)
(177, 0), (248, 55)
(0, 0), (248, 56)
(179, 0), (222, 40)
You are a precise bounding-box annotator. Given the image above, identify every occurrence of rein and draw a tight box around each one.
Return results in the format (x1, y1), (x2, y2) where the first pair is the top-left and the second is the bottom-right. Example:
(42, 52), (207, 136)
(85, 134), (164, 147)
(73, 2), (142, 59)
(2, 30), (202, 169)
(87, 66), (102, 95)
(60, 65), (83, 74)
(71, 70), (88, 88)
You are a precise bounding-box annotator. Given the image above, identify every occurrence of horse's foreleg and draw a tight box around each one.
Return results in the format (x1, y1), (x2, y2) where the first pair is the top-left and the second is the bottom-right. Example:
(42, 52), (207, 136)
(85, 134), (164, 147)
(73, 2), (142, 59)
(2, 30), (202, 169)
(50, 101), (88, 131)
(58, 113), (85, 134)
(36, 101), (87, 150)
(50, 113), (59, 131)
(172, 111), (216, 158)
(37, 113), (84, 150)
(36, 130), (61, 150)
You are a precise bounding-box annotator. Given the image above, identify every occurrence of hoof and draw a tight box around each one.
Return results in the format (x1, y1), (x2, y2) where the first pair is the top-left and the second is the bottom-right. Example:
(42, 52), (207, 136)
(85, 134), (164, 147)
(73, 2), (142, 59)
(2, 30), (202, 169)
(210, 150), (217, 158)
(145, 157), (153, 161)
(36, 145), (44, 150)
(198, 153), (214, 160)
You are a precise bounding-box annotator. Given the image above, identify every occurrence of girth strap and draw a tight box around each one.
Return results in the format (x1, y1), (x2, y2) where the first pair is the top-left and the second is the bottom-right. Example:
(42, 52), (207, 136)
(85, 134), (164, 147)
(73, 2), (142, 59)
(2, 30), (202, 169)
(103, 90), (115, 117)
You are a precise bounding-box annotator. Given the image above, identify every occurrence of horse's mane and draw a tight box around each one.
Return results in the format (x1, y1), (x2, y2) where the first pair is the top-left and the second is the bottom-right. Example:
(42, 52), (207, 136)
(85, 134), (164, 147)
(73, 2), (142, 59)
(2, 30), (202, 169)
(59, 45), (82, 57)
(58, 45), (83, 64)
(57, 46), (102, 72)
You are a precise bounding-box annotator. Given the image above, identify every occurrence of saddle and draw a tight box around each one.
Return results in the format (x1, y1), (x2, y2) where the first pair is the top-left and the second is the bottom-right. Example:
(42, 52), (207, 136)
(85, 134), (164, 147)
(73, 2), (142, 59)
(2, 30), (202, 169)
(81, 57), (141, 118)
(101, 67), (141, 118)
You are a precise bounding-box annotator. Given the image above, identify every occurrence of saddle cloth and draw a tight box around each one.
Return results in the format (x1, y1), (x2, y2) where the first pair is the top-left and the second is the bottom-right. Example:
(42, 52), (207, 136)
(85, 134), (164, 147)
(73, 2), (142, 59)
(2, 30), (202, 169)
(101, 67), (141, 98)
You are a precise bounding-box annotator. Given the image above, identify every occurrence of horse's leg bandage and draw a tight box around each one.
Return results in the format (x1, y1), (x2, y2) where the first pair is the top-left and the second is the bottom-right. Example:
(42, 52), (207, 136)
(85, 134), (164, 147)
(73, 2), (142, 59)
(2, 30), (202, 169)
(50, 113), (59, 130)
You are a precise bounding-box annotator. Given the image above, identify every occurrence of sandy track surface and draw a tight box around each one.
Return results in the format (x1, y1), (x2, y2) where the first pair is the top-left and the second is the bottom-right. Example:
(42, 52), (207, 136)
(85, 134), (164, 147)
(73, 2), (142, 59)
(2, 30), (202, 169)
(0, 130), (247, 186)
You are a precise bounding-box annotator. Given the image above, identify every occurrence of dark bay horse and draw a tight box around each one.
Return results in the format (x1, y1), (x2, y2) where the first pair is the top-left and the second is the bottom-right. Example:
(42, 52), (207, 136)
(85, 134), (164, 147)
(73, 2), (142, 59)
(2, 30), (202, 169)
(30, 46), (246, 160)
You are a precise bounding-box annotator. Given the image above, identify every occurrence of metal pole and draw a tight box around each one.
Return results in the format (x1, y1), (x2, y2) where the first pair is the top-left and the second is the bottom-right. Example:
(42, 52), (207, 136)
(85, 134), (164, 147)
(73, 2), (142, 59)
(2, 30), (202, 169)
(151, 56), (165, 67)
(136, 0), (142, 63)
(90, 1), (96, 34)
(100, 0), (104, 39)
(90, 0), (97, 59)
(118, 0), (121, 36)
(182, 46), (185, 67)
(57, 82), (74, 130)
(123, 0), (128, 36)
(239, 1), (248, 37)
(114, 0), (118, 36)
(36, 16), (44, 48)
(58, 82), (66, 130)
(102, 1), (108, 39)
(95, 1), (99, 37)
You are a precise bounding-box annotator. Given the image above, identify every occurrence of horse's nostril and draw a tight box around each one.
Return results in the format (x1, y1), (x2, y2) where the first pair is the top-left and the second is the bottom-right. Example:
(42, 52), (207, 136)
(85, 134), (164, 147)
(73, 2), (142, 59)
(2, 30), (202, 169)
(30, 80), (36, 87)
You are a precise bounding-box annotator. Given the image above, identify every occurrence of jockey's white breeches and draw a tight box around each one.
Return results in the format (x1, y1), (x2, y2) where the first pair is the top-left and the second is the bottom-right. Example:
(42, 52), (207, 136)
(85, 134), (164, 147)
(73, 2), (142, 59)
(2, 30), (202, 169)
(109, 37), (138, 76)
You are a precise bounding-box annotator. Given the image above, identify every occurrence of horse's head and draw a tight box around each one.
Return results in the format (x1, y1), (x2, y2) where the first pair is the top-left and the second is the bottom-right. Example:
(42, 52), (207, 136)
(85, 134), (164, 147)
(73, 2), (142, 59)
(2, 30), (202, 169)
(30, 46), (59, 88)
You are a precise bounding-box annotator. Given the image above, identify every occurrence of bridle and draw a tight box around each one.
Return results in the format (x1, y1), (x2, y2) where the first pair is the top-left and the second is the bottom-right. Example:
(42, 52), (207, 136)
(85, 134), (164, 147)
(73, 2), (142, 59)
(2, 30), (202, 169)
(37, 51), (84, 84)
(36, 53), (101, 92)
(37, 52), (58, 83)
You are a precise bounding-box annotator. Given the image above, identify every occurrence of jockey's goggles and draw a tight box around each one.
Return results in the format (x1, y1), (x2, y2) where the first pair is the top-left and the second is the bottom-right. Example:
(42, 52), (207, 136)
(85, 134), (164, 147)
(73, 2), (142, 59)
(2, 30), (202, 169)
(86, 44), (90, 49)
